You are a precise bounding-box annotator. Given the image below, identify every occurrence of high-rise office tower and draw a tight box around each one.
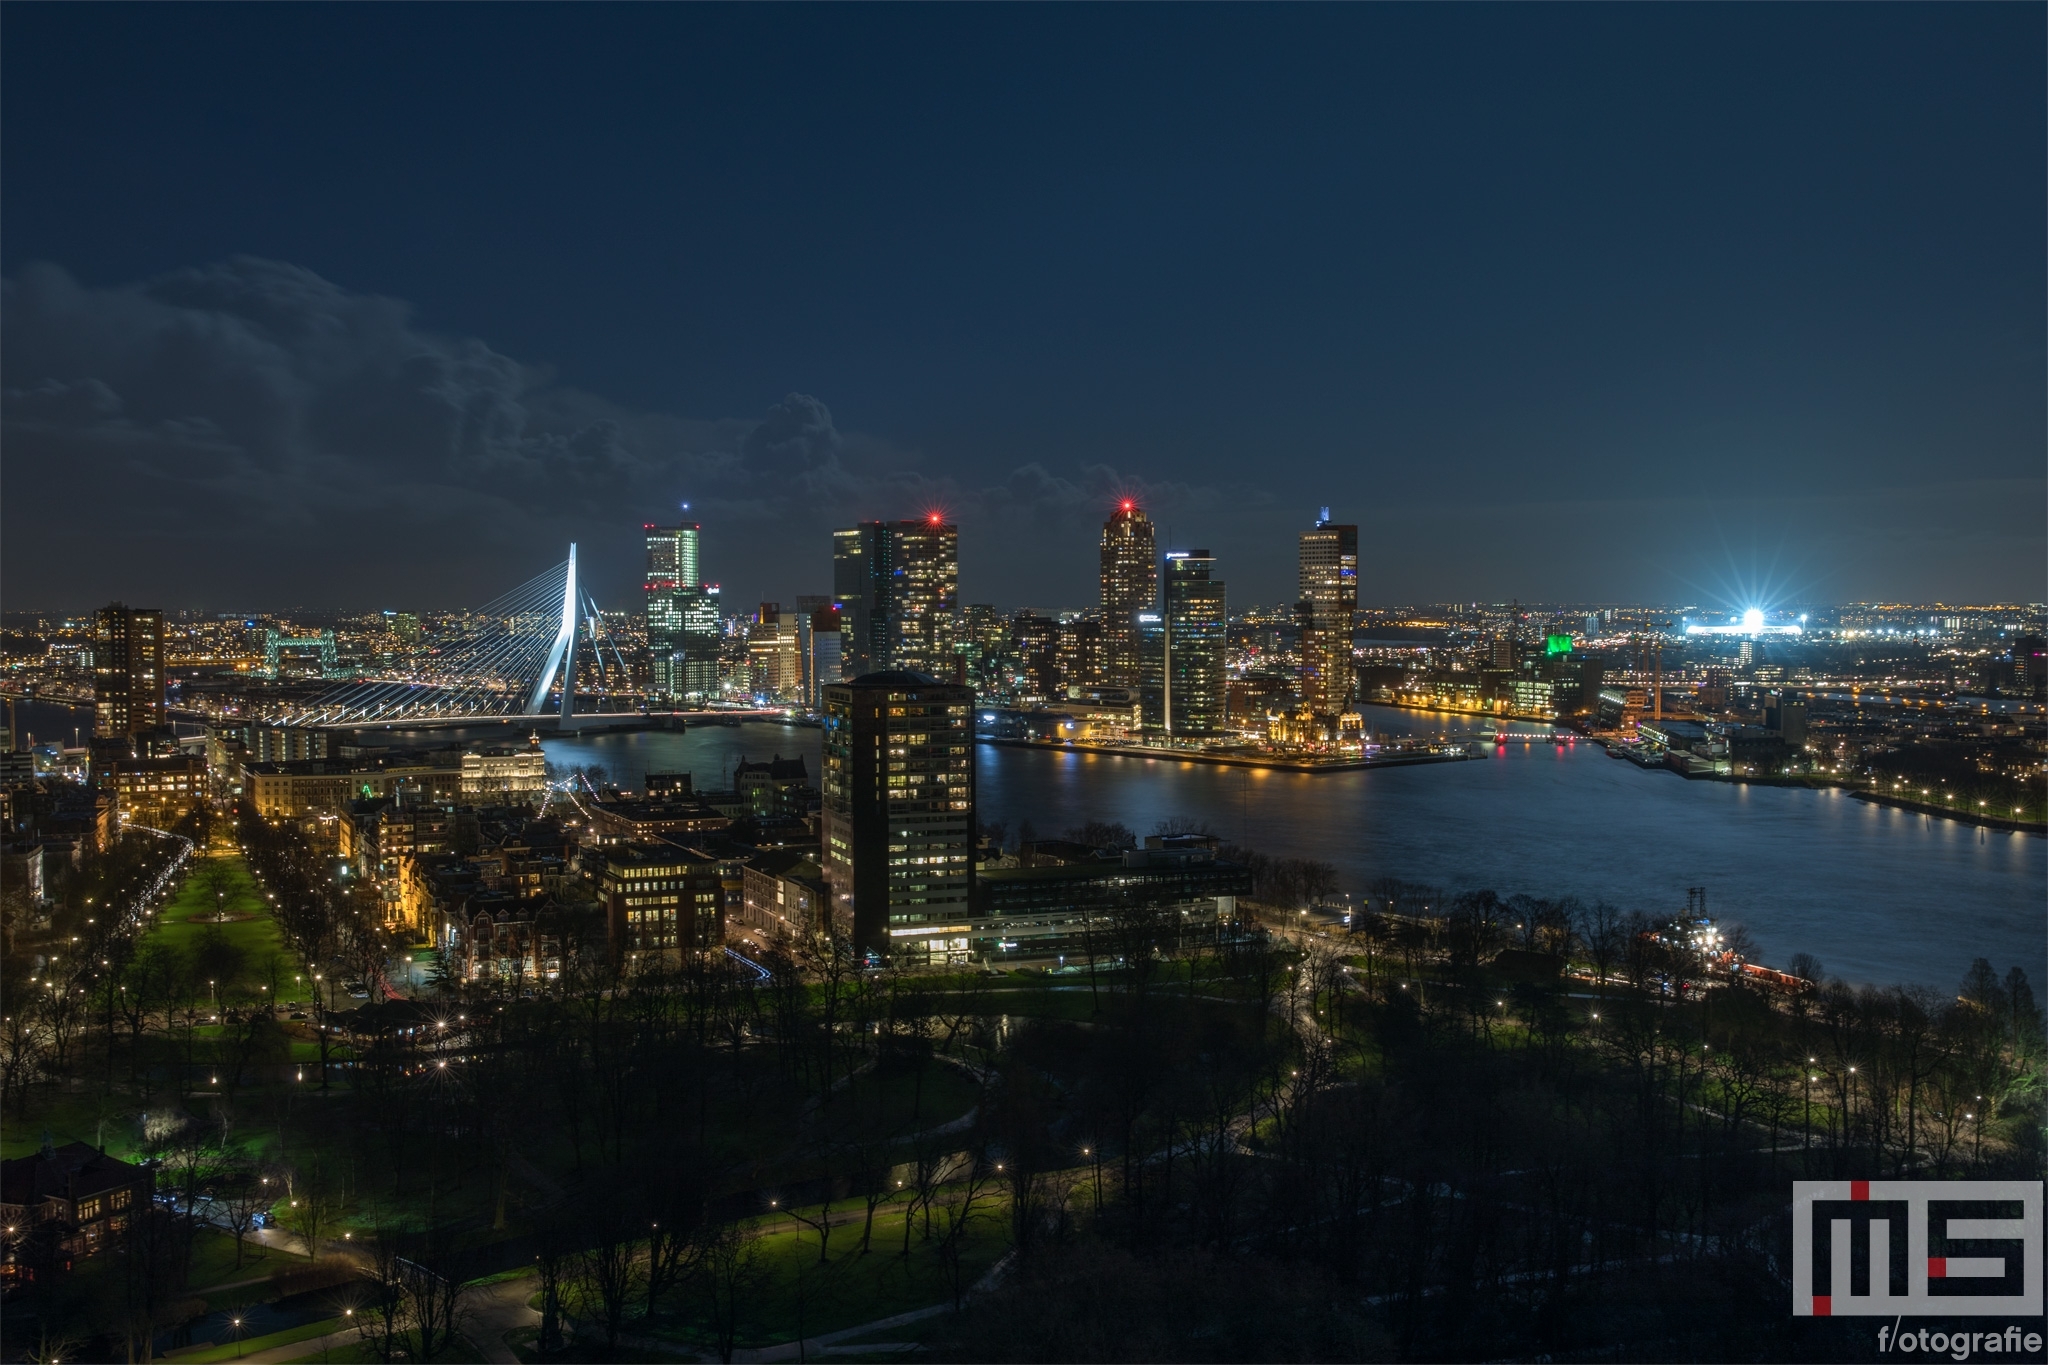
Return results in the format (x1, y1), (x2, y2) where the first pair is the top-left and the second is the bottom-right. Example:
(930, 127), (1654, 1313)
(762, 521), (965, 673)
(834, 524), (890, 678)
(1162, 551), (1226, 735)
(960, 604), (1010, 695)
(805, 604), (843, 707)
(93, 603), (165, 739)
(1010, 612), (1062, 702)
(832, 518), (959, 676)
(644, 523), (701, 698)
(1058, 616), (1106, 692)
(748, 603), (802, 701)
(820, 670), (976, 962)
(679, 585), (723, 701)
(892, 515), (958, 675)
(1100, 501), (1158, 689)
(1296, 509), (1358, 716)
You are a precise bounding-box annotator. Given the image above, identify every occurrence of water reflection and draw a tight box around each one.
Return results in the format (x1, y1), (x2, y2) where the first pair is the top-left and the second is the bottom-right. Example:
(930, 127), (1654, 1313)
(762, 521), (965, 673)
(534, 711), (2042, 992)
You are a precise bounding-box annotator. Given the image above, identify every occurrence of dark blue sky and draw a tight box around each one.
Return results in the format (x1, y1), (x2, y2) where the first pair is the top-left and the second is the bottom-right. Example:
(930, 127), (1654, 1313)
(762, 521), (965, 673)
(3, 4), (2041, 611)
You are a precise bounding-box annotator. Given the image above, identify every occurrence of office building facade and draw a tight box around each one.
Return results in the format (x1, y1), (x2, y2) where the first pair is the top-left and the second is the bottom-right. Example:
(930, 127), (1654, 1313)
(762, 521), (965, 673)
(820, 671), (975, 962)
(1100, 502), (1158, 689)
(93, 604), (166, 740)
(748, 603), (802, 701)
(1162, 551), (1227, 735)
(832, 518), (959, 677)
(643, 524), (700, 699)
(1297, 510), (1358, 715)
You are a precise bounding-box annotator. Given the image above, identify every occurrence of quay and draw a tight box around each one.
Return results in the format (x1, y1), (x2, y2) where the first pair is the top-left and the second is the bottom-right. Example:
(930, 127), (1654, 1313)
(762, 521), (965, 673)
(974, 735), (1482, 773)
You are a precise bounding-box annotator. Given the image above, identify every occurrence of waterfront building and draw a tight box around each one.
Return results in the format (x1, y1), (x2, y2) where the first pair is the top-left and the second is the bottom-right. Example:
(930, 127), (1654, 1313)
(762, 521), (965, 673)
(1162, 551), (1227, 735)
(820, 671), (975, 962)
(643, 522), (700, 698)
(1058, 615), (1107, 691)
(1100, 501), (1158, 689)
(804, 603), (843, 707)
(458, 740), (548, 801)
(1297, 510), (1359, 715)
(92, 603), (165, 739)
(961, 603), (1011, 696)
(1764, 692), (1809, 747)
(747, 603), (802, 701)
(678, 585), (723, 701)
(1137, 611), (1166, 728)
(1010, 612), (1062, 702)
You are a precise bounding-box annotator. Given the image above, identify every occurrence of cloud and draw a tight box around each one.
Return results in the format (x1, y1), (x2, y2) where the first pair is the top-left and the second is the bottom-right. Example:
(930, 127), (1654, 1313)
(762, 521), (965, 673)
(3, 257), (1231, 609)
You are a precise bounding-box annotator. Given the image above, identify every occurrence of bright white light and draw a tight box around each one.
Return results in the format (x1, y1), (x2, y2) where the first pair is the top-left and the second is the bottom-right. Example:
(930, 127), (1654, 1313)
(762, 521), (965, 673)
(1742, 608), (1765, 631)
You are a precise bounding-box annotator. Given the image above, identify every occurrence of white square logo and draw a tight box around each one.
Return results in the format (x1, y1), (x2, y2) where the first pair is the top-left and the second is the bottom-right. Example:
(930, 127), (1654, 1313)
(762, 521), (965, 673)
(1792, 1180), (2042, 1317)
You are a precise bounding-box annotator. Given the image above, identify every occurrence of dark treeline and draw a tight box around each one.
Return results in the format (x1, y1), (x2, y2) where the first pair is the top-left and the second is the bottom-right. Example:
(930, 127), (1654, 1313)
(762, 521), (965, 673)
(5, 801), (2043, 1362)
(929, 894), (2046, 1362)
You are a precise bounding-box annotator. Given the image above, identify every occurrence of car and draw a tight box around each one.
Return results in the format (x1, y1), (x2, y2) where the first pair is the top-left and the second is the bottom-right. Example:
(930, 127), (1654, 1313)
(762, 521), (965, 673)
(289, 1011), (308, 1020)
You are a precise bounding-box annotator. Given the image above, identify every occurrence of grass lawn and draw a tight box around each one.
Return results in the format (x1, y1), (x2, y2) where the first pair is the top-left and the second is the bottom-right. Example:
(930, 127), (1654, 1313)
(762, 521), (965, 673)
(632, 1190), (1010, 1351)
(188, 1227), (291, 1293)
(145, 852), (293, 980)
(831, 1060), (981, 1135)
(282, 1339), (490, 1364)
(0, 1085), (149, 1159)
(165, 1316), (343, 1362)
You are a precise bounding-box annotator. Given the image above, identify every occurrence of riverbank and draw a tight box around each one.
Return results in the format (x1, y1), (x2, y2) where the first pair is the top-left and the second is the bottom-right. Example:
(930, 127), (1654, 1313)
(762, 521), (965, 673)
(1849, 789), (2045, 835)
(1603, 744), (2045, 834)
(974, 735), (1478, 773)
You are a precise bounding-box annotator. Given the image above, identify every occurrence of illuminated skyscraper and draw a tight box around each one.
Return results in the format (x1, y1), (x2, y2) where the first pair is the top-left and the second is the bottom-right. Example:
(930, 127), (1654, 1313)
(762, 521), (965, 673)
(832, 518), (959, 677)
(892, 516), (958, 675)
(93, 603), (165, 739)
(678, 585), (723, 701)
(1100, 501), (1158, 689)
(834, 524), (889, 678)
(1296, 509), (1358, 715)
(1162, 551), (1226, 735)
(644, 523), (700, 698)
(821, 670), (976, 962)
(804, 604), (843, 707)
(748, 603), (802, 701)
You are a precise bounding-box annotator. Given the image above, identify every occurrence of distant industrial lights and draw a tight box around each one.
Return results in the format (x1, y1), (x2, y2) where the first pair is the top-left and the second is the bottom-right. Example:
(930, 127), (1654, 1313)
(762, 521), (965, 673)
(1684, 608), (1803, 638)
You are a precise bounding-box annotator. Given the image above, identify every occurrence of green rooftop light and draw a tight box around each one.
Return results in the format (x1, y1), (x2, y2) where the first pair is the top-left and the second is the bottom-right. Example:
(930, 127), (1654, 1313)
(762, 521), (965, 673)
(1545, 633), (1572, 656)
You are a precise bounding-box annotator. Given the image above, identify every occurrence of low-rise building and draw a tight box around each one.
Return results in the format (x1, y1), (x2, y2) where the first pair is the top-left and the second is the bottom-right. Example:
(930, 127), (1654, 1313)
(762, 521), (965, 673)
(591, 841), (733, 965)
(105, 753), (205, 829)
(738, 848), (827, 945)
(460, 739), (548, 801)
(1, 1141), (153, 1265)
(581, 793), (732, 845)
(967, 836), (1253, 963)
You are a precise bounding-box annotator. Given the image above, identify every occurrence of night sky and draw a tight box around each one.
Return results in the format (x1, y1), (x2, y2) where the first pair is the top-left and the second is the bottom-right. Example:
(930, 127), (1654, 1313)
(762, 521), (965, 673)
(4, 4), (2041, 614)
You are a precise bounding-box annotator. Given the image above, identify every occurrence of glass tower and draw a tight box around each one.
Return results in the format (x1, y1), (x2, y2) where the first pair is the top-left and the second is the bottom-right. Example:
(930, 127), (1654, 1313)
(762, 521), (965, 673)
(1162, 550), (1227, 736)
(644, 523), (700, 699)
(1297, 509), (1358, 716)
(1099, 501), (1158, 690)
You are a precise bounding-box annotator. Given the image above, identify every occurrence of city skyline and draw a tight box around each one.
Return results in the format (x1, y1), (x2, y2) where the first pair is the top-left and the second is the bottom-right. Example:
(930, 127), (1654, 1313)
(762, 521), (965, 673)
(3, 6), (2042, 611)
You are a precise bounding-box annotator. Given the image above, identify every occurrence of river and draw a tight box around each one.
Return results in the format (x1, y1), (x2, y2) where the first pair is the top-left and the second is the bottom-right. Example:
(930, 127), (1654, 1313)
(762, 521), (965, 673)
(15, 696), (2037, 991)
(538, 709), (2044, 993)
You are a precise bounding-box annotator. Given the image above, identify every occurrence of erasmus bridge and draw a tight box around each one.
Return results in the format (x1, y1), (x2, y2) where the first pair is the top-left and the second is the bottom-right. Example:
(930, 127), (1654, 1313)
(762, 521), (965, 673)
(276, 545), (654, 729)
